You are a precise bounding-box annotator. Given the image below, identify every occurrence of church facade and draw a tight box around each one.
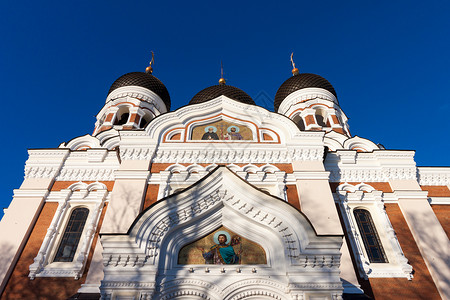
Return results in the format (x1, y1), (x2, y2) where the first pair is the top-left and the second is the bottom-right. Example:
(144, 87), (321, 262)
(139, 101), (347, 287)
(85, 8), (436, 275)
(0, 62), (448, 300)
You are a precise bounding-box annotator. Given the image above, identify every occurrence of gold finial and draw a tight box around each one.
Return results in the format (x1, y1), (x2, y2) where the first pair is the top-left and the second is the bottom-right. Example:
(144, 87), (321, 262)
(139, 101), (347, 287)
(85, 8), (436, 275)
(145, 51), (155, 74)
(219, 61), (226, 85)
(290, 52), (299, 76)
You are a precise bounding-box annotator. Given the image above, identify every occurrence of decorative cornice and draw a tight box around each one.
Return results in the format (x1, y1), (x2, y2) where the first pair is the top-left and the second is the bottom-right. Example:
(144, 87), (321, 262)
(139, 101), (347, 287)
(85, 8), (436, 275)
(327, 167), (417, 182)
(120, 147), (154, 161)
(152, 148), (323, 164)
(25, 166), (60, 179)
(418, 167), (450, 186)
(55, 168), (116, 181)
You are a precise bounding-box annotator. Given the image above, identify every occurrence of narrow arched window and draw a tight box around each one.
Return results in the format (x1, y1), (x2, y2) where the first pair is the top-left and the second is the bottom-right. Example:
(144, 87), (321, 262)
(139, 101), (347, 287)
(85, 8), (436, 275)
(315, 108), (328, 127)
(354, 209), (388, 263)
(292, 115), (305, 130)
(113, 107), (130, 126)
(54, 208), (89, 262)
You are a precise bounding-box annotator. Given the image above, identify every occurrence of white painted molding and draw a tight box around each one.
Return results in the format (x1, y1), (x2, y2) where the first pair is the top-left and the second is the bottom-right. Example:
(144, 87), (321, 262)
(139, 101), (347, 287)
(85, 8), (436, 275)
(278, 88), (338, 115)
(151, 147), (323, 164)
(336, 183), (413, 280)
(418, 167), (450, 186)
(105, 86), (167, 114)
(29, 182), (108, 280)
(24, 149), (70, 179)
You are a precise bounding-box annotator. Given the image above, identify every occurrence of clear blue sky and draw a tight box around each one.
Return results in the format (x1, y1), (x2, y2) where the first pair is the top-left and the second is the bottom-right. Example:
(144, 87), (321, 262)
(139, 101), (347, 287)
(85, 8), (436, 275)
(1, 1), (449, 219)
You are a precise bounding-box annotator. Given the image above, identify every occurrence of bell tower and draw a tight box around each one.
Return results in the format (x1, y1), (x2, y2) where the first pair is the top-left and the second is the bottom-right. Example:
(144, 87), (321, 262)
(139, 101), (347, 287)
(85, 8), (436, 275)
(274, 54), (350, 136)
(93, 54), (170, 135)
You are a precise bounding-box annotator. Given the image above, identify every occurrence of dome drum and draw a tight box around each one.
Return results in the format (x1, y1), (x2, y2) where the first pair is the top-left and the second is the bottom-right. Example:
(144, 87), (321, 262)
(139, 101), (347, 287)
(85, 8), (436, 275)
(107, 72), (171, 111)
(190, 85), (255, 105)
(274, 73), (338, 113)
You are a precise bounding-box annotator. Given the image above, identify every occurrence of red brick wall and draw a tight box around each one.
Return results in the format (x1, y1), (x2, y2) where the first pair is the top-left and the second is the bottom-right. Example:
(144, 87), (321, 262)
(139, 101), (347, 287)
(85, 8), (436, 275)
(1, 202), (108, 300)
(421, 185), (450, 197)
(286, 184), (300, 210)
(431, 205), (450, 239)
(142, 184), (160, 210)
(51, 181), (114, 191)
(329, 182), (393, 193)
(368, 204), (441, 299)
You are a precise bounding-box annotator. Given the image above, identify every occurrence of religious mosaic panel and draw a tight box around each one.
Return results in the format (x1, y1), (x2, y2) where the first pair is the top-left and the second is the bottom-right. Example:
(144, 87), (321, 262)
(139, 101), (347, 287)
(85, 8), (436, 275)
(178, 226), (267, 265)
(191, 120), (253, 141)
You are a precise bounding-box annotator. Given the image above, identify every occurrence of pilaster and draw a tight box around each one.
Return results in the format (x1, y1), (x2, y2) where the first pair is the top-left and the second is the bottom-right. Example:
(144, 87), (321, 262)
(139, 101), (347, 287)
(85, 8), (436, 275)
(391, 180), (450, 300)
(0, 149), (69, 294)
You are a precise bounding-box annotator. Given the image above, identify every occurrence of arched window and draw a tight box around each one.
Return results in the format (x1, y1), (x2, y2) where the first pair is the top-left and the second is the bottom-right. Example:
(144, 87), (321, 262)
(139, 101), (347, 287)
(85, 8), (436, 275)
(113, 107), (130, 126)
(315, 108), (328, 127)
(54, 208), (89, 262)
(138, 114), (150, 128)
(292, 115), (305, 130)
(353, 209), (388, 263)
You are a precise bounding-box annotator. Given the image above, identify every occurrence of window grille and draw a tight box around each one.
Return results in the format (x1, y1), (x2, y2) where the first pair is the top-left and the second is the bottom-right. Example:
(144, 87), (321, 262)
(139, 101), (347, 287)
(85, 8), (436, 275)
(354, 209), (388, 263)
(54, 207), (89, 262)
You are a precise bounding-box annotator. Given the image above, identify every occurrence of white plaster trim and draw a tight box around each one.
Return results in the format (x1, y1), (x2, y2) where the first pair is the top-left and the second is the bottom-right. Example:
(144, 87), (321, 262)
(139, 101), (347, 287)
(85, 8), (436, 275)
(336, 184), (413, 280)
(152, 147), (323, 164)
(106, 86), (167, 114)
(418, 167), (450, 186)
(428, 197), (450, 205)
(326, 151), (418, 182)
(13, 189), (49, 198)
(278, 88), (338, 115)
(114, 170), (150, 180)
(393, 190), (428, 199)
(293, 171), (330, 180)
(29, 182), (108, 280)
(60, 135), (102, 151)
(24, 149), (70, 179)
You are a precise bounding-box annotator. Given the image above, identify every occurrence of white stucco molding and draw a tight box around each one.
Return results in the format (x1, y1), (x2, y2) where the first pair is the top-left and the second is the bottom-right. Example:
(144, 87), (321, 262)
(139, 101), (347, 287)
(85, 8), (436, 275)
(29, 182), (108, 280)
(152, 163), (289, 200)
(326, 150), (418, 182)
(336, 183), (413, 280)
(53, 151), (120, 181)
(100, 167), (343, 299)
(417, 167), (450, 186)
(24, 149), (70, 179)
(59, 134), (102, 151)
(105, 86), (167, 115)
(151, 145), (324, 164)
(343, 136), (379, 152)
(277, 88), (338, 115)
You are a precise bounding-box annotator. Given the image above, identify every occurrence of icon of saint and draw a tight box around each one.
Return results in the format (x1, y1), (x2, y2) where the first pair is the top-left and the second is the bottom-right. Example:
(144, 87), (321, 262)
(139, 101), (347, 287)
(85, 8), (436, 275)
(225, 126), (243, 140)
(202, 126), (219, 140)
(197, 231), (242, 264)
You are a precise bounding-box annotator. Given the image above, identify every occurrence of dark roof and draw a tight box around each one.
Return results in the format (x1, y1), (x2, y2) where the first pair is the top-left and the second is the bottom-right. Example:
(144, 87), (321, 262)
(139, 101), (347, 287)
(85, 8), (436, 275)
(274, 73), (337, 112)
(190, 85), (255, 105)
(108, 72), (171, 110)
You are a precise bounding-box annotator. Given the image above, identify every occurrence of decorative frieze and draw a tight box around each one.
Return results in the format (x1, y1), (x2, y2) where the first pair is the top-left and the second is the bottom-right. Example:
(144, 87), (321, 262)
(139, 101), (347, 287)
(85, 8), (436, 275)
(120, 147), (154, 161)
(151, 148), (322, 164)
(55, 168), (116, 181)
(418, 167), (450, 186)
(328, 167), (417, 182)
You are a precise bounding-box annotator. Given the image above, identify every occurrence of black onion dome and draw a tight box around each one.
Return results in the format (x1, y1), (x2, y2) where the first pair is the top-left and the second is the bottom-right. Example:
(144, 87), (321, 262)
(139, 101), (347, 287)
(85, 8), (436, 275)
(108, 72), (171, 110)
(190, 85), (255, 105)
(274, 73), (337, 112)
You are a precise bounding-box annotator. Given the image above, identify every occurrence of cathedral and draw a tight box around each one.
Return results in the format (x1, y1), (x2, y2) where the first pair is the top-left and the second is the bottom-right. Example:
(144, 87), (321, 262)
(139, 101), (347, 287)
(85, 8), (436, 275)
(0, 57), (448, 300)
